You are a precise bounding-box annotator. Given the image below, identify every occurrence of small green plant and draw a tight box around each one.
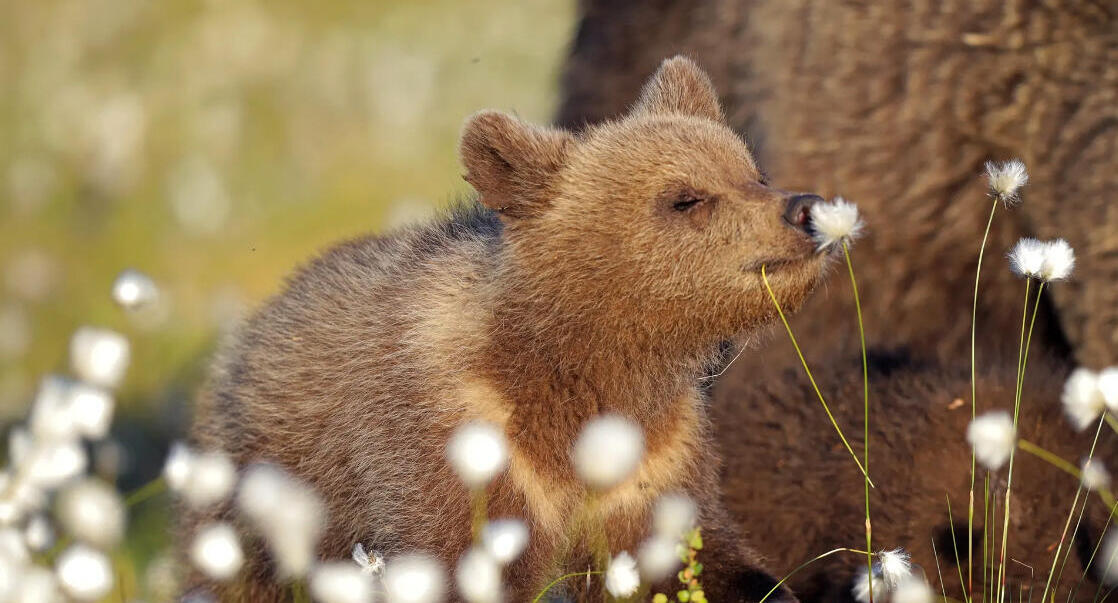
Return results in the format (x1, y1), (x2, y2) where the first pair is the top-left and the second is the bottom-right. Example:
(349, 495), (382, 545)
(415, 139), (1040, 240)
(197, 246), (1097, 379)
(652, 527), (706, 603)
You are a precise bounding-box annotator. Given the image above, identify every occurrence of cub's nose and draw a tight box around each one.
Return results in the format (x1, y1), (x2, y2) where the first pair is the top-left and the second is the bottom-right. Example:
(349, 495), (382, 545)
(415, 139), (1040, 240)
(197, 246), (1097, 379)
(783, 193), (823, 231)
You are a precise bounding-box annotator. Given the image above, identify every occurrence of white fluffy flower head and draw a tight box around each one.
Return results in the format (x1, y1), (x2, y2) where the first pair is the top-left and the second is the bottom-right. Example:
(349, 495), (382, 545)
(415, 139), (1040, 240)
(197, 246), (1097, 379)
(383, 553), (446, 603)
(310, 561), (375, 603)
(447, 422), (508, 489)
(605, 551), (640, 599)
(180, 450), (236, 508)
(191, 523), (244, 581)
(56, 478), (126, 549)
(985, 159), (1028, 203)
(877, 549), (912, 588)
(352, 542), (386, 576)
(653, 493), (697, 539)
(111, 269), (159, 311)
(480, 519), (528, 565)
(638, 535), (681, 582)
(1062, 369), (1105, 431)
(237, 463), (324, 578)
(69, 327), (130, 389)
(1008, 238), (1045, 279)
(455, 547), (501, 603)
(809, 197), (864, 252)
(1039, 239), (1075, 282)
(572, 414), (645, 490)
(892, 576), (934, 603)
(852, 567), (882, 603)
(967, 412), (1016, 471)
(1081, 459), (1111, 492)
(1098, 367), (1118, 413)
(55, 544), (113, 601)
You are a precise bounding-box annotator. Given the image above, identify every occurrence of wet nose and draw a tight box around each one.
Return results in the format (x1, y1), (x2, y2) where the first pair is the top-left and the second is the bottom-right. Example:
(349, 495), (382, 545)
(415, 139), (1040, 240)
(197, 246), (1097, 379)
(783, 193), (823, 231)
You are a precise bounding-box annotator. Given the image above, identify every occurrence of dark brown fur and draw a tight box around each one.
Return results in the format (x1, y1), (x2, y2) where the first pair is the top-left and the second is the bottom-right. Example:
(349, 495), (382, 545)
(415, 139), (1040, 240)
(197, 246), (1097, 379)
(713, 351), (1118, 603)
(186, 58), (834, 601)
(556, 0), (1118, 367)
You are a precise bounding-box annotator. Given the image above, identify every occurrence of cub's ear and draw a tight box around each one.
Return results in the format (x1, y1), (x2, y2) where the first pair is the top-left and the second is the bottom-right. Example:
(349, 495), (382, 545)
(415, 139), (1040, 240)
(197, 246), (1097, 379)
(633, 55), (723, 122)
(459, 110), (574, 219)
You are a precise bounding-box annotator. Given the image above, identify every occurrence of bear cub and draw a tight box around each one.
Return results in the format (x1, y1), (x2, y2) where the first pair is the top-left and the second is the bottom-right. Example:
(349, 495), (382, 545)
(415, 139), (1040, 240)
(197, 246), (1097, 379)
(188, 56), (831, 601)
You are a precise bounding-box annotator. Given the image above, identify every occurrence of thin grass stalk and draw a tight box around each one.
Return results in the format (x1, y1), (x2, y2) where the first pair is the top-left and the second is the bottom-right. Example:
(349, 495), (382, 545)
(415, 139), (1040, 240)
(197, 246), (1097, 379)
(842, 241), (875, 603)
(998, 280), (1044, 602)
(758, 548), (871, 603)
(970, 198), (1000, 601)
(933, 537), (952, 603)
(532, 570), (604, 603)
(1049, 417), (1108, 598)
(985, 474), (991, 603)
(761, 265), (873, 486)
(948, 495), (970, 597)
(1069, 501), (1117, 603)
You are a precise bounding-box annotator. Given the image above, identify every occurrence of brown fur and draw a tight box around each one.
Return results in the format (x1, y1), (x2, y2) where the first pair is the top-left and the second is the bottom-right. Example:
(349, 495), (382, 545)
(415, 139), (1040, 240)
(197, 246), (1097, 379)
(713, 351), (1118, 603)
(186, 57), (833, 601)
(555, 0), (1118, 367)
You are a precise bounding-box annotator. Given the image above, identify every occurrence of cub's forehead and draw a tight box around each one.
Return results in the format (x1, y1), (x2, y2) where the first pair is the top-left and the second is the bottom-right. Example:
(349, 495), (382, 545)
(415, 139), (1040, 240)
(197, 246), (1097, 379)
(571, 116), (759, 183)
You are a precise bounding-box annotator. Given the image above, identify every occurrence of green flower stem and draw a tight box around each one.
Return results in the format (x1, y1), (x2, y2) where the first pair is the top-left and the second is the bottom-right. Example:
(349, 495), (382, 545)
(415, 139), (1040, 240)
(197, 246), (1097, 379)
(761, 265), (873, 487)
(758, 548), (870, 603)
(125, 475), (167, 507)
(532, 570), (604, 603)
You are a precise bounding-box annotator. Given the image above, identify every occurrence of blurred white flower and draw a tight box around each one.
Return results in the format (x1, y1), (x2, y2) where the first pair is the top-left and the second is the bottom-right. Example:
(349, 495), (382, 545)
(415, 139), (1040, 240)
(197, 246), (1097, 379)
(637, 535), (680, 582)
(1008, 238), (1046, 279)
(984, 159), (1028, 203)
(23, 513), (54, 552)
(67, 383), (114, 440)
(605, 551), (640, 598)
(447, 422), (508, 489)
(181, 450), (236, 508)
(383, 553), (446, 603)
(455, 547), (501, 603)
(14, 564), (62, 603)
(891, 575), (934, 603)
(1100, 531), (1118, 585)
(572, 415), (644, 490)
(653, 493), (696, 539)
(190, 523), (243, 582)
(69, 328), (130, 389)
(30, 377), (79, 441)
(0, 527), (30, 564)
(809, 197), (864, 252)
(237, 463), (324, 577)
(311, 562), (375, 603)
(1039, 239), (1075, 282)
(480, 519), (528, 565)
(1062, 369), (1106, 431)
(1081, 459), (1111, 492)
(1098, 367), (1118, 413)
(352, 542), (385, 576)
(85, 93), (147, 195)
(967, 411), (1016, 471)
(852, 568), (882, 603)
(111, 269), (159, 311)
(55, 544), (113, 601)
(163, 441), (195, 491)
(56, 478), (125, 548)
(24, 438), (88, 490)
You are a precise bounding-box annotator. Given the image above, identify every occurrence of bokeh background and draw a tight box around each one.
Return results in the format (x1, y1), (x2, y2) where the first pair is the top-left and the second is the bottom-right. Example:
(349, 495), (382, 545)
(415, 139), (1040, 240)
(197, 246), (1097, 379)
(0, 0), (574, 594)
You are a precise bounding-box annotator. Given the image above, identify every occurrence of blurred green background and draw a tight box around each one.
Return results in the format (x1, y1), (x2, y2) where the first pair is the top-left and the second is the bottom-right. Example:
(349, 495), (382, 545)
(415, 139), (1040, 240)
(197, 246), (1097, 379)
(0, 0), (573, 594)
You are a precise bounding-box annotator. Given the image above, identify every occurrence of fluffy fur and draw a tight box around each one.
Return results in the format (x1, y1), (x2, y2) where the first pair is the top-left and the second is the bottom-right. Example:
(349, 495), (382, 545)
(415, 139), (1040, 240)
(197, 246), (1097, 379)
(185, 57), (830, 601)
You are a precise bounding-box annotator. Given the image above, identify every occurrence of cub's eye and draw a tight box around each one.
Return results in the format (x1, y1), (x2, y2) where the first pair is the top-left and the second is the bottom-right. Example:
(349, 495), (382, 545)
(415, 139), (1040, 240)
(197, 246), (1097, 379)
(673, 197), (704, 212)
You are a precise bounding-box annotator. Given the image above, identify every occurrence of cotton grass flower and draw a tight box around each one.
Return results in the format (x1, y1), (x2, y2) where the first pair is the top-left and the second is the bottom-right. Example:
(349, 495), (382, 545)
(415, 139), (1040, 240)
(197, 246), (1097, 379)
(1098, 367), (1118, 412)
(877, 549), (913, 588)
(55, 544), (113, 601)
(66, 383), (114, 440)
(967, 411), (1016, 471)
(1039, 239), (1075, 281)
(190, 523), (243, 581)
(891, 575), (934, 603)
(605, 551), (640, 599)
(180, 450), (236, 508)
(383, 553), (446, 603)
(68, 327), (130, 389)
(1081, 459), (1111, 492)
(23, 513), (54, 552)
(637, 535), (680, 582)
(55, 478), (126, 549)
(984, 159), (1028, 203)
(1008, 238), (1046, 279)
(111, 269), (159, 311)
(455, 547), (501, 603)
(1062, 369), (1106, 431)
(1100, 531), (1118, 585)
(24, 439), (87, 490)
(480, 519), (528, 565)
(572, 415), (644, 490)
(652, 493), (696, 538)
(446, 422), (508, 488)
(14, 564), (62, 603)
(809, 197), (864, 252)
(237, 463), (324, 578)
(163, 441), (194, 491)
(352, 542), (385, 576)
(310, 562), (375, 603)
(852, 567), (883, 603)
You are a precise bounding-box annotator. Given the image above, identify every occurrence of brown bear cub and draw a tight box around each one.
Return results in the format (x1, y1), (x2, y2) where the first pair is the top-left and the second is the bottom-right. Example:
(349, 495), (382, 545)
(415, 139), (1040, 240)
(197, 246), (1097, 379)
(187, 56), (830, 601)
(714, 351), (1118, 603)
